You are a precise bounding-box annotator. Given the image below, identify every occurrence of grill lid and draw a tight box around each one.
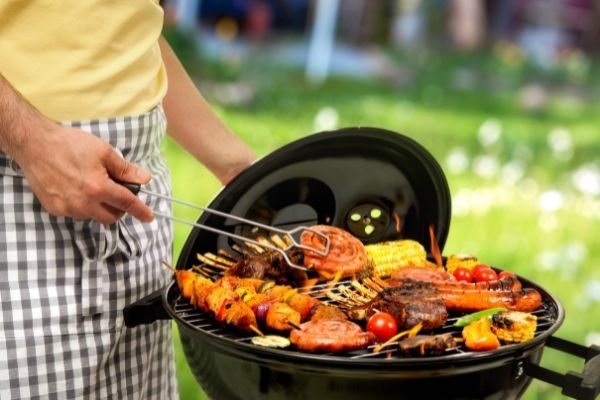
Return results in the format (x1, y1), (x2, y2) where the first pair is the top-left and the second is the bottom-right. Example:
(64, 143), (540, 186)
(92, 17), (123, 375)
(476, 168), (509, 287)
(177, 127), (451, 268)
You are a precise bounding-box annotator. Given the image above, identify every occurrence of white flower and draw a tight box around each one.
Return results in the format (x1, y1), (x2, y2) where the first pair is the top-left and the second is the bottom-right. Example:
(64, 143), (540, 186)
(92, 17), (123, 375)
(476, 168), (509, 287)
(538, 190), (564, 212)
(446, 147), (469, 175)
(477, 119), (502, 147)
(572, 163), (600, 197)
(313, 107), (339, 131)
(547, 127), (573, 161)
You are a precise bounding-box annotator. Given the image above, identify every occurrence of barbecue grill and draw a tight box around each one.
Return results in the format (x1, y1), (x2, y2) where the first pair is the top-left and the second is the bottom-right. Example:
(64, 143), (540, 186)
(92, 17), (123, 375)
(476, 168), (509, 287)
(124, 127), (600, 400)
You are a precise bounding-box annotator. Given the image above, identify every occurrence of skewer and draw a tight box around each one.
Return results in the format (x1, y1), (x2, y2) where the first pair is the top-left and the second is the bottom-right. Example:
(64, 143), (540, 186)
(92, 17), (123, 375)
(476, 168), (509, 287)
(162, 260), (176, 272)
(249, 325), (264, 337)
(287, 321), (302, 330)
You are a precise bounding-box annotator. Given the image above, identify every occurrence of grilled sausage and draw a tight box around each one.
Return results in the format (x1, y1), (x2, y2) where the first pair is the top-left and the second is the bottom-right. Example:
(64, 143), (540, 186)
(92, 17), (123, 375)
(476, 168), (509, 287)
(301, 225), (368, 277)
(290, 319), (375, 353)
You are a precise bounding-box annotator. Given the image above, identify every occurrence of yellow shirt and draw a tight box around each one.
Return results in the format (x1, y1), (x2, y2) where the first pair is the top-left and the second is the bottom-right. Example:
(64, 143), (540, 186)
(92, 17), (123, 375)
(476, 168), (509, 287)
(0, 0), (167, 121)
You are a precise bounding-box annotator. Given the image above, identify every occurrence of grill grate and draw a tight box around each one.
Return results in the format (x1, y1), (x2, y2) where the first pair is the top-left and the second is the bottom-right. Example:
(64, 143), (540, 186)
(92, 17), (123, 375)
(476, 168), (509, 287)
(172, 278), (559, 360)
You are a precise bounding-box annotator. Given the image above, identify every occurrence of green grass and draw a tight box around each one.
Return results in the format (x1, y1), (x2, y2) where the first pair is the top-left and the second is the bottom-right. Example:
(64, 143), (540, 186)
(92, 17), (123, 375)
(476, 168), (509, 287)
(163, 43), (600, 400)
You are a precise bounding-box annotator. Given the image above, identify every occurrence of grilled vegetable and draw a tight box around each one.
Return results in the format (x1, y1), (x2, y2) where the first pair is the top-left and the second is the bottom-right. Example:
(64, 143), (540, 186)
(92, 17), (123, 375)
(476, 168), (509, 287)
(462, 317), (501, 351)
(365, 240), (429, 277)
(366, 312), (398, 342)
(492, 311), (537, 343)
(445, 254), (479, 274)
(251, 335), (291, 348)
(453, 307), (507, 327)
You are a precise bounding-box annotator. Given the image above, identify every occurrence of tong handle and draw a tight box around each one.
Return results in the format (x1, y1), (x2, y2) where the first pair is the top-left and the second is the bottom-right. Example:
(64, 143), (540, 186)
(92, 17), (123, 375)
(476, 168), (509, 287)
(114, 179), (141, 196)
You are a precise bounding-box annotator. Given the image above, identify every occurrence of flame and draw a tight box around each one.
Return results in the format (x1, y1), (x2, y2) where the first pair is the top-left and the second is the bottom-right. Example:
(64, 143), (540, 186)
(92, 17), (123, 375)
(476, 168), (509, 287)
(393, 212), (402, 233)
(429, 225), (443, 268)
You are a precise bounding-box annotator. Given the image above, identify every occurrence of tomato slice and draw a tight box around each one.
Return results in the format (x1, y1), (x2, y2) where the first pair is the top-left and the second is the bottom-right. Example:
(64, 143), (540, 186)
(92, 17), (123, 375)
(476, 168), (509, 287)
(366, 312), (398, 342)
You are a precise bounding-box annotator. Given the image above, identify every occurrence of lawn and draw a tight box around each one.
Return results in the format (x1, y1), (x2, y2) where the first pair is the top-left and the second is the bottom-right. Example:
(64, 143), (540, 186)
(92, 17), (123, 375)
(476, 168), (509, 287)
(163, 37), (600, 400)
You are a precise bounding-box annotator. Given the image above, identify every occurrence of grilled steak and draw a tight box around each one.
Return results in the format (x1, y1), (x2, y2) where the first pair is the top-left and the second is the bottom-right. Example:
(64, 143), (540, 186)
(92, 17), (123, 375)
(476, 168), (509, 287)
(365, 279), (448, 330)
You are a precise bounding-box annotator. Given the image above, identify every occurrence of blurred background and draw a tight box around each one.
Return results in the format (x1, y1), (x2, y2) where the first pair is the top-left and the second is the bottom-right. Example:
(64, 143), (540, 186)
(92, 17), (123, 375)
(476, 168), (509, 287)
(159, 0), (600, 399)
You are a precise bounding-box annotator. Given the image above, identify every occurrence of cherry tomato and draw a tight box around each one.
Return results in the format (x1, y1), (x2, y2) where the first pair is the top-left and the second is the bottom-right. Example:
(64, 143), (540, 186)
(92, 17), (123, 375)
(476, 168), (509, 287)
(366, 312), (398, 342)
(498, 271), (516, 279)
(453, 267), (473, 283)
(474, 267), (498, 283)
(472, 263), (492, 276)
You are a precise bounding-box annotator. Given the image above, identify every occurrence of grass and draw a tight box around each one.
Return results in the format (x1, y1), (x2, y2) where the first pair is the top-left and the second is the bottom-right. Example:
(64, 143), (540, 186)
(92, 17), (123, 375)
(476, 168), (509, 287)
(163, 37), (600, 400)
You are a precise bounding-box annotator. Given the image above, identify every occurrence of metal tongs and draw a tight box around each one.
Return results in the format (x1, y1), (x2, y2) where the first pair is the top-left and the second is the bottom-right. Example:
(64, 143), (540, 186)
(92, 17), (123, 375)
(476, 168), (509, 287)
(121, 181), (330, 271)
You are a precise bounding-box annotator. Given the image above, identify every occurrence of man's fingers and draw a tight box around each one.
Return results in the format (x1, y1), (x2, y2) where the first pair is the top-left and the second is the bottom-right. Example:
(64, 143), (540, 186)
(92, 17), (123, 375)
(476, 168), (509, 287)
(104, 148), (151, 185)
(102, 182), (154, 222)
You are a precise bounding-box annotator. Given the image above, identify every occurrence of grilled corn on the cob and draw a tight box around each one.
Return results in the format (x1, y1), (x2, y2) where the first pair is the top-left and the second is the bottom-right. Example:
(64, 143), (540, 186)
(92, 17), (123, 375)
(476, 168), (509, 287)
(445, 254), (479, 274)
(492, 311), (537, 343)
(364, 240), (428, 277)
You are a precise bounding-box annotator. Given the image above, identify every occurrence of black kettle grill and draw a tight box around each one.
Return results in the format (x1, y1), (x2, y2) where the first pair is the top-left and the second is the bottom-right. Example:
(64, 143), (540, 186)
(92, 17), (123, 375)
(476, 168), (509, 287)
(124, 127), (600, 400)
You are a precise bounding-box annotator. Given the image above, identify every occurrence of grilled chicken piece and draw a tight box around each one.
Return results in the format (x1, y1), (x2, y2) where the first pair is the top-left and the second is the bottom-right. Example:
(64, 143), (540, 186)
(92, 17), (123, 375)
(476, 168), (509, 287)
(360, 279), (448, 331)
(398, 333), (457, 357)
(308, 304), (348, 322)
(290, 320), (375, 353)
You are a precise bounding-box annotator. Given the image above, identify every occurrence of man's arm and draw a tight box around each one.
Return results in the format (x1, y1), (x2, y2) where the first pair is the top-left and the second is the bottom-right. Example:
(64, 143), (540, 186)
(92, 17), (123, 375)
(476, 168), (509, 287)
(159, 37), (255, 184)
(0, 73), (154, 224)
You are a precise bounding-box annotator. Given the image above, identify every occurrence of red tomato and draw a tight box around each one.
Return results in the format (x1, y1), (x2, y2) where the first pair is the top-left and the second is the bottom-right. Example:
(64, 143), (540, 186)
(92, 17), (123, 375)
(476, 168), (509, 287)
(472, 263), (492, 276)
(366, 312), (398, 342)
(498, 271), (516, 279)
(474, 267), (498, 283)
(453, 267), (473, 282)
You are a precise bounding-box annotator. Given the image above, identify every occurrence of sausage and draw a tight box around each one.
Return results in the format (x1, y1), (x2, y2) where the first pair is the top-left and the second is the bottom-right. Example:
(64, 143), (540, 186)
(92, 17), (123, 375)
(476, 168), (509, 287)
(290, 319), (375, 353)
(438, 287), (542, 313)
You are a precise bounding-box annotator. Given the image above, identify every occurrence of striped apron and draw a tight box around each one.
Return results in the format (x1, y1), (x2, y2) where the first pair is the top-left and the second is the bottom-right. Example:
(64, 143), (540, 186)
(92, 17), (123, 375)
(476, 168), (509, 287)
(0, 106), (178, 399)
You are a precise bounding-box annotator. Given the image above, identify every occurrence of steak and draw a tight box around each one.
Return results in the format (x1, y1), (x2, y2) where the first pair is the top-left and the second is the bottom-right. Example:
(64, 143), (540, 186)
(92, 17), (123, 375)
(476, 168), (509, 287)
(365, 278), (448, 330)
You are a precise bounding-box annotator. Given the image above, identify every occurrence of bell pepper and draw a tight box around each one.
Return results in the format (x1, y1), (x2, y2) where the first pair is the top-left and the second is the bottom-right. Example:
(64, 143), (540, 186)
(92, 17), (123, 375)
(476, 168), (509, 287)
(462, 317), (501, 351)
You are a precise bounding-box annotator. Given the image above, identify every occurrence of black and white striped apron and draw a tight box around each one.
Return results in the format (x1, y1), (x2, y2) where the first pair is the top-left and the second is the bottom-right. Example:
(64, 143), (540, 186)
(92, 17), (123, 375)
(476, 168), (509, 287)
(0, 106), (178, 399)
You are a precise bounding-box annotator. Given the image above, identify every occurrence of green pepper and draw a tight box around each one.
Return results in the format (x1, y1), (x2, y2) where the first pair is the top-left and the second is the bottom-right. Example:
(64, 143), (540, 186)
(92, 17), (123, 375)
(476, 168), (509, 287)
(453, 307), (507, 327)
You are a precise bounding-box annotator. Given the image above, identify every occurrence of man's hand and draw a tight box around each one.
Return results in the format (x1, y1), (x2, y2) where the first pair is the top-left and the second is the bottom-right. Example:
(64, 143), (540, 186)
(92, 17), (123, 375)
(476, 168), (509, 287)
(14, 123), (154, 225)
(0, 73), (153, 225)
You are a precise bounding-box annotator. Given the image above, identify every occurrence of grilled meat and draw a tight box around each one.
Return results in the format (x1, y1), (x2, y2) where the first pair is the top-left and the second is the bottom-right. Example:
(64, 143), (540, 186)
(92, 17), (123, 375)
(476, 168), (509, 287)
(301, 225), (368, 277)
(361, 279), (448, 330)
(290, 319), (375, 353)
(390, 266), (455, 282)
(398, 333), (457, 357)
(387, 273), (541, 313)
(226, 249), (296, 283)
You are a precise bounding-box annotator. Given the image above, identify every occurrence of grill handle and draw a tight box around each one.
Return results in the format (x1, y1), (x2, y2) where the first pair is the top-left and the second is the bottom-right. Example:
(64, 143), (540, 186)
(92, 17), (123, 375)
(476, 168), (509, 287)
(524, 336), (600, 400)
(123, 289), (171, 327)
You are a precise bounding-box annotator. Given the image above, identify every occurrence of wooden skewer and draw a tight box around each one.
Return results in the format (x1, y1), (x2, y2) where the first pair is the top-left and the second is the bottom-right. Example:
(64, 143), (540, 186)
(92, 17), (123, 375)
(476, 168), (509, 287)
(373, 322), (423, 353)
(161, 260), (176, 272)
(249, 325), (264, 337)
(287, 321), (302, 330)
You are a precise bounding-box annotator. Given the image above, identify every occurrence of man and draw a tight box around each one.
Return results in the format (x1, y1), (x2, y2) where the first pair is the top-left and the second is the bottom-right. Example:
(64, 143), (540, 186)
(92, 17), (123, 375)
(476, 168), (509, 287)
(0, 1), (255, 399)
